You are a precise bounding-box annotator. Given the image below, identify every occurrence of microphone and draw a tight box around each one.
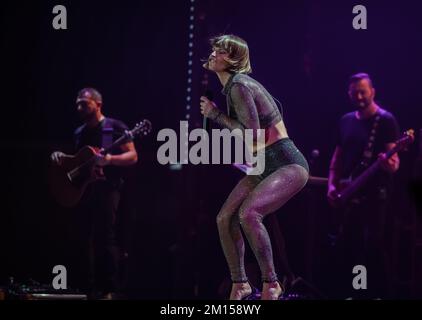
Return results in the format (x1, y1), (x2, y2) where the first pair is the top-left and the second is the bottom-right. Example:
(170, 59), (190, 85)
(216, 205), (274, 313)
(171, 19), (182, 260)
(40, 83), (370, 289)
(311, 149), (320, 160)
(309, 149), (320, 171)
(203, 89), (214, 132)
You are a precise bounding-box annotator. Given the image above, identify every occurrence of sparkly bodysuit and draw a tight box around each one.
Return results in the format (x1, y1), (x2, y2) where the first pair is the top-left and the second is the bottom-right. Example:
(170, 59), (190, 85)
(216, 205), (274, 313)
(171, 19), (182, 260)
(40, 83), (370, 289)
(210, 73), (309, 284)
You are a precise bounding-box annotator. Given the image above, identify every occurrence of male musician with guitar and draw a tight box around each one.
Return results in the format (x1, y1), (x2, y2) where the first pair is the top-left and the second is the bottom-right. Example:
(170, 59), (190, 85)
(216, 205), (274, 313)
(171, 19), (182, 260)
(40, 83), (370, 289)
(50, 88), (138, 299)
(327, 73), (401, 299)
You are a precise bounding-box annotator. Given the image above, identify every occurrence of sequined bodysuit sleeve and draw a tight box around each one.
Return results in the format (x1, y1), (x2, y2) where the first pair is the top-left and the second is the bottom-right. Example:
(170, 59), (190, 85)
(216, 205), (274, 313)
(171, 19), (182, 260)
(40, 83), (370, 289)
(209, 83), (260, 138)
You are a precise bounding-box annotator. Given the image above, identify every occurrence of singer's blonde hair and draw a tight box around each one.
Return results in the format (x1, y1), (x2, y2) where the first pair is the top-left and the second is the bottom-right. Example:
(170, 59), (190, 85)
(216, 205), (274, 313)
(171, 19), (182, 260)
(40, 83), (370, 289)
(203, 34), (252, 74)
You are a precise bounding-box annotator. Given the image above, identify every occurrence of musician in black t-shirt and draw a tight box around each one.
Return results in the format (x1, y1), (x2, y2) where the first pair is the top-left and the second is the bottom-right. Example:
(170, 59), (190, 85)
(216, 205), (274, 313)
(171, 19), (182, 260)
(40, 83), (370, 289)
(51, 88), (137, 299)
(327, 73), (400, 299)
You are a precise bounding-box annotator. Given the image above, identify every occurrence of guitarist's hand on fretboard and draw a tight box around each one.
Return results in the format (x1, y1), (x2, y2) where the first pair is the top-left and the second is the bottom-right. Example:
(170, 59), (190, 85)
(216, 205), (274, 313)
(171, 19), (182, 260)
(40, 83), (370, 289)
(378, 151), (399, 173)
(327, 184), (339, 208)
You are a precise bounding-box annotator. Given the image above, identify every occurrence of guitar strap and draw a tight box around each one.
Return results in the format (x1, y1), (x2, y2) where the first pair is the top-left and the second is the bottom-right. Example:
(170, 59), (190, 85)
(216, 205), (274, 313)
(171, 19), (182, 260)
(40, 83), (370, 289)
(350, 109), (383, 178)
(101, 118), (114, 150)
(101, 118), (126, 189)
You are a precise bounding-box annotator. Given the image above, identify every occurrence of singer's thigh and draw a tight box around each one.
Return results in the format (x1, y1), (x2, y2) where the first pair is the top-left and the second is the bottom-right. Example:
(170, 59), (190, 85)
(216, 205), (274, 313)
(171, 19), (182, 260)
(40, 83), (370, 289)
(218, 175), (261, 219)
(240, 164), (309, 216)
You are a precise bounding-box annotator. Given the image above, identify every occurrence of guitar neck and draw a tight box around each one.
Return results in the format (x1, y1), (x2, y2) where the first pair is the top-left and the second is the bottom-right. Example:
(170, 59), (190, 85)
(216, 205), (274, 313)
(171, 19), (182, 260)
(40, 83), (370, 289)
(101, 133), (130, 155)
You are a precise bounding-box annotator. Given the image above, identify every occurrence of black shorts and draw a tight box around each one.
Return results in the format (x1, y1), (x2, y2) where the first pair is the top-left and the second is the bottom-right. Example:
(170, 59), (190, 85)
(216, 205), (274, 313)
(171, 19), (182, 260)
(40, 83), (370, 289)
(255, 138), (309, 181)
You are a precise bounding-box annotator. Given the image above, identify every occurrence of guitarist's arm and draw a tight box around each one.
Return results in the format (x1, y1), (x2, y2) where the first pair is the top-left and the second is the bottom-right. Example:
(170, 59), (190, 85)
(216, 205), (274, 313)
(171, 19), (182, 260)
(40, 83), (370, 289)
(379, 142), (400, 173)
(97, 142), (138, 167)
(327, 146), (343, 205)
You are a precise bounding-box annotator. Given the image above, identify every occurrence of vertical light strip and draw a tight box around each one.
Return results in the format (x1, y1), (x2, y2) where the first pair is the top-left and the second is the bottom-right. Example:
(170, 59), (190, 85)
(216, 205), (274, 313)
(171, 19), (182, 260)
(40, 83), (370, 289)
(185, 0), (195, 121)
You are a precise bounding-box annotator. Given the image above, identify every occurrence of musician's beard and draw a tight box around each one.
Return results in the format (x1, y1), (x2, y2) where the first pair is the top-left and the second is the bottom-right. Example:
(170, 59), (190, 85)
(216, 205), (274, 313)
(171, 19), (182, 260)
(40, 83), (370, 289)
(354, 99), (371, 110)
(78, 111), (96, 123)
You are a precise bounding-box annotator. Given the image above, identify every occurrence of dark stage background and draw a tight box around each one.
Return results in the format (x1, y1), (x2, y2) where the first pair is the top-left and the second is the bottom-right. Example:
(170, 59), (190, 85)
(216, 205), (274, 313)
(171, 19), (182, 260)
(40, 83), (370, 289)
(1, 0), (422, 299)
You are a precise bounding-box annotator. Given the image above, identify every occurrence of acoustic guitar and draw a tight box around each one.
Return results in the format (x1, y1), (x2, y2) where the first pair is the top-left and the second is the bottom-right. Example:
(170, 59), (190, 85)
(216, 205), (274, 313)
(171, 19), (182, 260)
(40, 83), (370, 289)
(49, 119), (152, 207)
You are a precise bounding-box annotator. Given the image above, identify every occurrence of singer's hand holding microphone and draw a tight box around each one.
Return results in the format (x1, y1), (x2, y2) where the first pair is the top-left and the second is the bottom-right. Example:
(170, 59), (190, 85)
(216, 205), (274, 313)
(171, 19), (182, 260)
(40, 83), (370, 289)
(200, 96), (219, 119)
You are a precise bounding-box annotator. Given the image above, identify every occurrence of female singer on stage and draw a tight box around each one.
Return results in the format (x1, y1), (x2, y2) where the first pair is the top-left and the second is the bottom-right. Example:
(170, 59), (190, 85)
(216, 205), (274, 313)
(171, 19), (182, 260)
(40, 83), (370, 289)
(200, 34), (309, 300)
